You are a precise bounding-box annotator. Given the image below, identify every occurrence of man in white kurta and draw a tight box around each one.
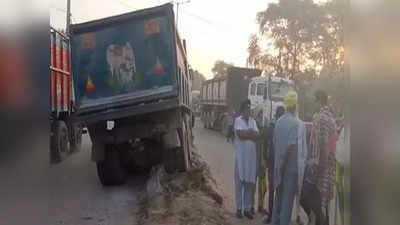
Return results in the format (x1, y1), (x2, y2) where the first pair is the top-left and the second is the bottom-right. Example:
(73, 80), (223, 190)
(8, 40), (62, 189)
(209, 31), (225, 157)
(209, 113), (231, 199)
(234, 100), (259, 220)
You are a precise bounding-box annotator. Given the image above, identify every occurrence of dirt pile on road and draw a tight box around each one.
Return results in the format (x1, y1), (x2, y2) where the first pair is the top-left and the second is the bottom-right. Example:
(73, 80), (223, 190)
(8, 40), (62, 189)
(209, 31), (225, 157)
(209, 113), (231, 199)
(137, 151), (231, 225)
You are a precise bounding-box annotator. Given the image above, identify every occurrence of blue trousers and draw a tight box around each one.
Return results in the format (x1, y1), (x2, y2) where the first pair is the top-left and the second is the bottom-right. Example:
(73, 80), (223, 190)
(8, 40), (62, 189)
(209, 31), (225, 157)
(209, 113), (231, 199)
(271, 151), (298, 225)
(234, 161), (253, 212)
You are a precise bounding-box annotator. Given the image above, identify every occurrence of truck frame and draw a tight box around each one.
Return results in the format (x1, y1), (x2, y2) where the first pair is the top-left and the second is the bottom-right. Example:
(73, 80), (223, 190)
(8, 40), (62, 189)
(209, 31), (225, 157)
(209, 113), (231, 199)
(50, 27), (84, 163)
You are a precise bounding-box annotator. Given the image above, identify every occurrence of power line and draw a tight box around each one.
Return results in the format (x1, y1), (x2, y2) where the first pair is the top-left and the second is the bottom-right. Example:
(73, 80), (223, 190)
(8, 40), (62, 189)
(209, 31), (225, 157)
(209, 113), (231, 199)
(51, 7), (67, 13)
(180, 9), (213, 25)
(180, 9), (235, 32)
(115, 0), (135, 9)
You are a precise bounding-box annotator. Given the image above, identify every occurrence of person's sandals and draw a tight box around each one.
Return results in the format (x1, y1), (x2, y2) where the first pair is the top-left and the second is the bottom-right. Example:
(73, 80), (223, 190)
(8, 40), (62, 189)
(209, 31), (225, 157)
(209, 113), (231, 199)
(258, 206), (268, 215)
(236, 210), (243, 219)
(262, 213), (272, 224)
(244, 211), (254, 220)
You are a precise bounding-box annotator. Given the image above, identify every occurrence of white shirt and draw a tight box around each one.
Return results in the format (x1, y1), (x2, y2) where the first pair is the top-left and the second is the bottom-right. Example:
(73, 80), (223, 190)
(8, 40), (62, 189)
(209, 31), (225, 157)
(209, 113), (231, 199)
(234, 116), (259, 183)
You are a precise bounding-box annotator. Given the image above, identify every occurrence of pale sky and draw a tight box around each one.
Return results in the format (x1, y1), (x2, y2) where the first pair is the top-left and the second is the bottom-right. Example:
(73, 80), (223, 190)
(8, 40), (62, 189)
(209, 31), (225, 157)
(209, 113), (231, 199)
(50, 0), (276, 78)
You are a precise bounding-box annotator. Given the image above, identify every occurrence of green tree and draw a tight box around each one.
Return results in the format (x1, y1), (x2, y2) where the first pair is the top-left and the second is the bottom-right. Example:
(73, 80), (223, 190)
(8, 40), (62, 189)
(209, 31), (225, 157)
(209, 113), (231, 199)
(248, 0), (344, 79)
(248, 0), (345, 120)
(191, 69), (206, 91)
(211, 60), (233, 78)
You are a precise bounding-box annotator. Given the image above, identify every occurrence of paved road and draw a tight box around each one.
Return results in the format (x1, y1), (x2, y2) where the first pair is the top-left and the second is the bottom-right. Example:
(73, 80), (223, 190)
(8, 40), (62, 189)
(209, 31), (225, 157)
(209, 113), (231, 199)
(193, 118), (342, 225)
(193, 119), (273, 225)
(193, 119), (237, 211)
(0, 131), (146, 225)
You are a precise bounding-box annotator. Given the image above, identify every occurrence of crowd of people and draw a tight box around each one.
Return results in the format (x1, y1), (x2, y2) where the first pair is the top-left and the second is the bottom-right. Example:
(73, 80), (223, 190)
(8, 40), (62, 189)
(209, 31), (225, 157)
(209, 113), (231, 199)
(230, 90), (344, 225)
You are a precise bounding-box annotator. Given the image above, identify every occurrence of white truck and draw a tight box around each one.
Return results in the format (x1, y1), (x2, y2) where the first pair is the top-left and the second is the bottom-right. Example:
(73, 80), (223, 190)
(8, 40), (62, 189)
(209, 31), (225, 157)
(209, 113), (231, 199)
(248, 75), (295, 125)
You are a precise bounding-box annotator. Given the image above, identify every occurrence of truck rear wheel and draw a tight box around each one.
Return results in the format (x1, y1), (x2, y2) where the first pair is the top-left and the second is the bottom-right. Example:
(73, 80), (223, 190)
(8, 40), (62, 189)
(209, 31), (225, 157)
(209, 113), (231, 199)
(50, 120), (70, 163)
(96, 145), (126, 186)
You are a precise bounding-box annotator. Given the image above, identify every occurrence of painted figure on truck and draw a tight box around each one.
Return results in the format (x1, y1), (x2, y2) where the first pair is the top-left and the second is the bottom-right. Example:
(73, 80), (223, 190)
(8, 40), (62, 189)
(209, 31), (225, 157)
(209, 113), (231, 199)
(106, 42), (137, 85)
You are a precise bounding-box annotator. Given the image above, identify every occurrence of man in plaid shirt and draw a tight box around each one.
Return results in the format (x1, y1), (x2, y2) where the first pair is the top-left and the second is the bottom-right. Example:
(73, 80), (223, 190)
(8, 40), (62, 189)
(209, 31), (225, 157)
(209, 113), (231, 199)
(301, 90), (337, 225)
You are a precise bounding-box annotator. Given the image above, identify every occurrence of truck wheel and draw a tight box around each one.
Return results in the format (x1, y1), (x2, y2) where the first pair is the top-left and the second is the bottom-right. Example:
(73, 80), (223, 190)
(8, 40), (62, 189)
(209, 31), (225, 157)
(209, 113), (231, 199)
(96, 145), (126, 186)
(50, 120), (70, 163)
(70, 125), (83, 153)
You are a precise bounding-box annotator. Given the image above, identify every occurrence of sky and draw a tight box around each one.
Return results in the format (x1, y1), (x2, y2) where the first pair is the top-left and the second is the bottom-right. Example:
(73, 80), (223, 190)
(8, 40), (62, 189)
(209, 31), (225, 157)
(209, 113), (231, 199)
(50, 0), (276, 79)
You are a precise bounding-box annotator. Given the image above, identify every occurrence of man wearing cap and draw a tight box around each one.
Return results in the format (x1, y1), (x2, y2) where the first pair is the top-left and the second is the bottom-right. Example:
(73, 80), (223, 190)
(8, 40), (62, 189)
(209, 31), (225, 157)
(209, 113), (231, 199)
(270, 91), (299, 225)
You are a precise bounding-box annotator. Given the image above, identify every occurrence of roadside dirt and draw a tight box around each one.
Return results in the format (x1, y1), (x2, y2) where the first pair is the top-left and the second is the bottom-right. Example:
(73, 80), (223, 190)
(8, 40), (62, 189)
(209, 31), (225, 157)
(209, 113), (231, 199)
(137, 149), (232, 225)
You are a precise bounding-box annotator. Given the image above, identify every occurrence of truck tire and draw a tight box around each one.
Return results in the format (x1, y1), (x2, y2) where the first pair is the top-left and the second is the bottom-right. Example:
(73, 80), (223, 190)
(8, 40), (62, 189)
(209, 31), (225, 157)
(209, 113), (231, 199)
(50, 120), (70, 163)
(96, 145), (126, 186)
(70, 125), (83, 153)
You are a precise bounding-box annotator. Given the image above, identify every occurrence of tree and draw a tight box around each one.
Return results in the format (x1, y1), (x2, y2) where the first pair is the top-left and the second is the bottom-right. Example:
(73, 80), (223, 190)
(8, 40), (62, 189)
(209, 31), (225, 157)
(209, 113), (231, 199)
(191, 69), (206, 91)
(248, 0), (344, 79)
(247, 34), (262, 69)
(248, 0), (345, 120)
(211, 60), (233, 78)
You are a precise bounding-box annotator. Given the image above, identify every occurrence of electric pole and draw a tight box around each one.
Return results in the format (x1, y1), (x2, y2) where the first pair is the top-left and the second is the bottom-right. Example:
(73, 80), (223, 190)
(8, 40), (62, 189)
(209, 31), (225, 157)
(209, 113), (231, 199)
(175, 0), (190, 29)
(66, 0), (71, 35)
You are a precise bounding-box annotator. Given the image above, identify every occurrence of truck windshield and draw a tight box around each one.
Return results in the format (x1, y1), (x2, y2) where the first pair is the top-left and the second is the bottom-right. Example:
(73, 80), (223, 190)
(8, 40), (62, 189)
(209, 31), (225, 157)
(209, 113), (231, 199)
(270, 81), (293, 101)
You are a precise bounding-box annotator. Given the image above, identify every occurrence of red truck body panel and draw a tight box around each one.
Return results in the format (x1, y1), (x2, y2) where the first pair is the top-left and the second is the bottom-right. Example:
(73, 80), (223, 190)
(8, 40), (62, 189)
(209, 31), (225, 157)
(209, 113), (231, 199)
(50, 29), (71, 113)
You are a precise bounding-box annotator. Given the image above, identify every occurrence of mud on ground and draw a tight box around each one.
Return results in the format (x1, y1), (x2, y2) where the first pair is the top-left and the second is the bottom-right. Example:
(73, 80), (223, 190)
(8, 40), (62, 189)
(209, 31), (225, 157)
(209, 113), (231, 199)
(137, 150), (232, 225)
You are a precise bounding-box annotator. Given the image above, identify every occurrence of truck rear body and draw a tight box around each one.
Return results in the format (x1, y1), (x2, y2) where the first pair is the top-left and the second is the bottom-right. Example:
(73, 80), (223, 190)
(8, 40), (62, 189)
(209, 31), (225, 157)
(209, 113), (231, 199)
(201, 67), (261, 112)
(200, 67), (261, 132)
(70, 4), (189, 123)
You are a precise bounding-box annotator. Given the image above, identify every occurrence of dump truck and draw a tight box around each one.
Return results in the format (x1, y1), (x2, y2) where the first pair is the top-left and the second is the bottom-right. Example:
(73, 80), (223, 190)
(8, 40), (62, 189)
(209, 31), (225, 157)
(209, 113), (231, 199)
(200, 67), (261, 135)
(69, 3), (193, 185)
(50, 28), (84, 163)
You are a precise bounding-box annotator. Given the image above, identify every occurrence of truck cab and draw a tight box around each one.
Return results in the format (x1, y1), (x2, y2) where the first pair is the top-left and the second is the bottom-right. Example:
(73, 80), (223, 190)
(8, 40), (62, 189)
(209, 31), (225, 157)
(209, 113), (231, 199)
(248, 75), (295, 126)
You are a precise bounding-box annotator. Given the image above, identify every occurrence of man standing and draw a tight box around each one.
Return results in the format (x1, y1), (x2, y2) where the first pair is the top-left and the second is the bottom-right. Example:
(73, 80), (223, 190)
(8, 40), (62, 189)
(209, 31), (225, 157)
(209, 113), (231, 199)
(300, 90), (337, 225)
(270, 92), (299, 225)
(226, 108), (235, 142)
(252, 105), (268, 215)
(234, 100), (258, 220)
(263, 105), (285, 224)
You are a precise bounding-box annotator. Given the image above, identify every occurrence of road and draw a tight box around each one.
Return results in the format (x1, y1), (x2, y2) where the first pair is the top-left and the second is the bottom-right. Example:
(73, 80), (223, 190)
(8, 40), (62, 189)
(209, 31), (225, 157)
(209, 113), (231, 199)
(47, 134), (148, 225)
(193, 118), (343, 225)
(193, 119), (270, 224)
(0, 130), (147, 225)
(193, 119), (237, 212)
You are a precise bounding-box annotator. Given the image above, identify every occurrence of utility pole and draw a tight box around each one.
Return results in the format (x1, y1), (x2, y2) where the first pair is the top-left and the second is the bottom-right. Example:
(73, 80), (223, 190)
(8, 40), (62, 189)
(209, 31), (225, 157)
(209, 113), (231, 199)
(175, 0), (190, 29)
(66, 0), (71, 35)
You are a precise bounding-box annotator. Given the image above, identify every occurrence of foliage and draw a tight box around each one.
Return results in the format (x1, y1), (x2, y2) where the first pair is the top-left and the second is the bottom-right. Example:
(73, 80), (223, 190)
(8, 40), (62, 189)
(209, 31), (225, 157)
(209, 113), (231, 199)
(247, 0), (347, 120)
(248, 0), (345, 80)
(211, 60), (233, 78)
(191, 69), (206, 91)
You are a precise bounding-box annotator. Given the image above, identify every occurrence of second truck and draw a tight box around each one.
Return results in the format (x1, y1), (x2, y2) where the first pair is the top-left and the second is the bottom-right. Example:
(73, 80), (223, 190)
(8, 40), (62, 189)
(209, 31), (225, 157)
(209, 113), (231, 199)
(200, 67), (296, 134)
(200, 67), (262, 135)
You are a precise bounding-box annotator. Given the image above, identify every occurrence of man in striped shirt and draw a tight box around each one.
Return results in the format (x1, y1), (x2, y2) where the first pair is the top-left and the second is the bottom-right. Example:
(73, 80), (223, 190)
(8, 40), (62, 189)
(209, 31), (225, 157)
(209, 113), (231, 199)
(301, 90), (337, 225)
